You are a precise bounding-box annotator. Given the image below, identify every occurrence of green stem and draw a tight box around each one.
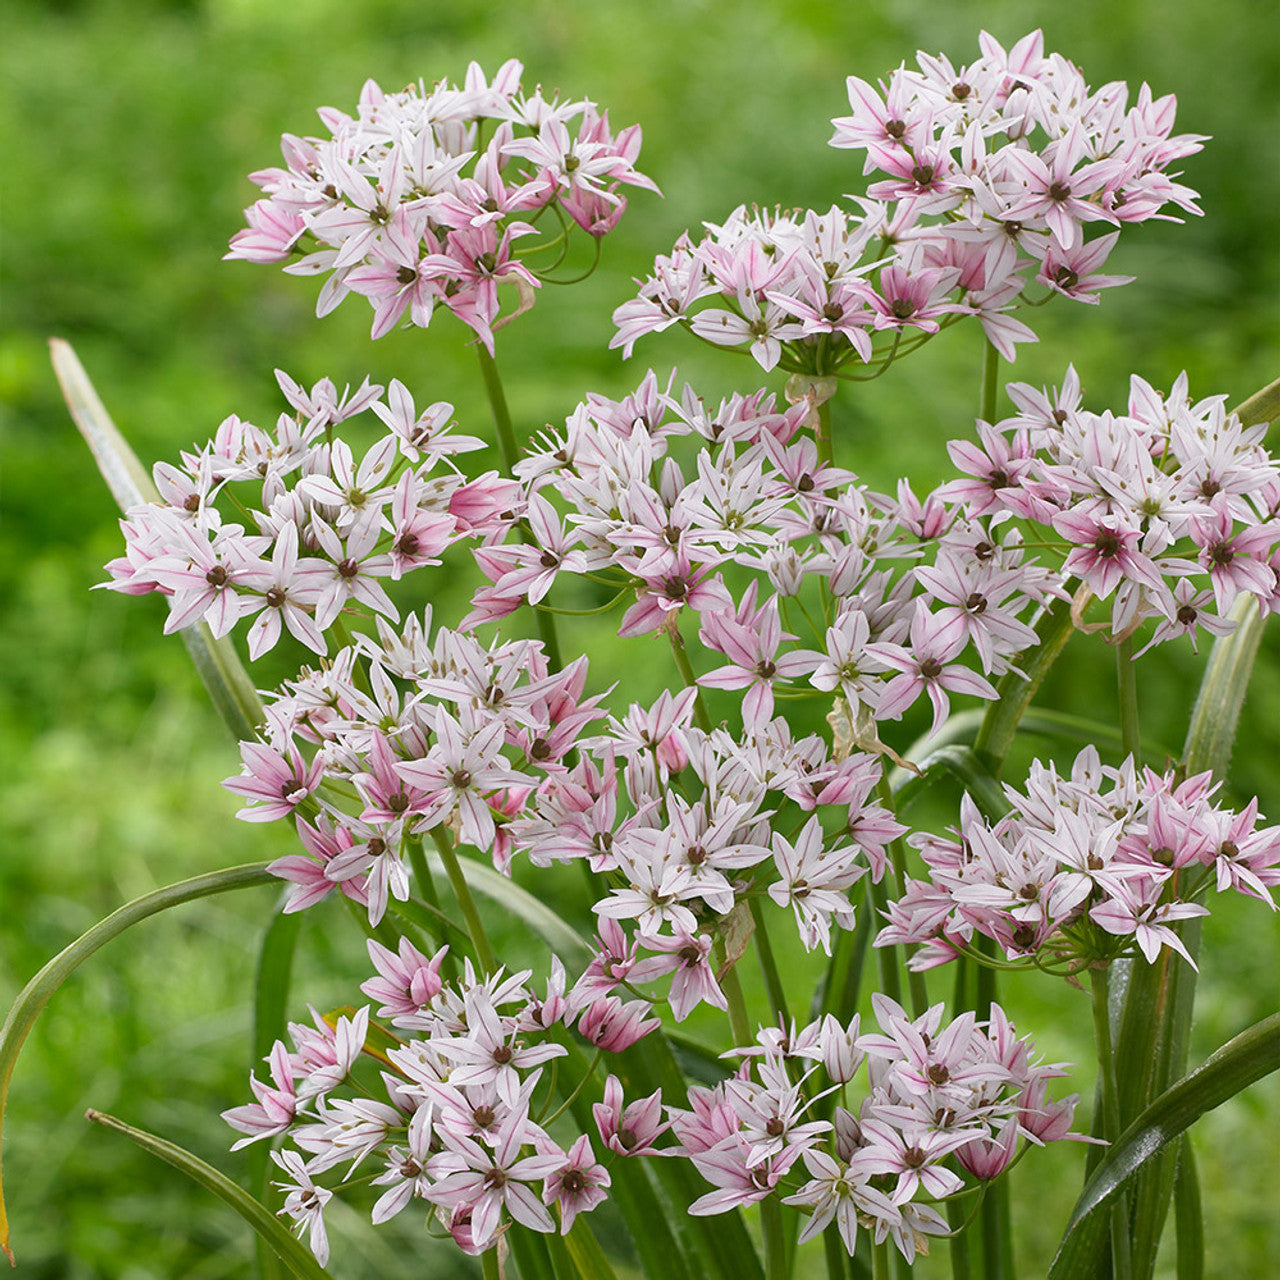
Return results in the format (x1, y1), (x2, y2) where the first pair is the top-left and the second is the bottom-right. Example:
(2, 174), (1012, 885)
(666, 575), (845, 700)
(980, 337), (1000, 425)
(947, 1197), (973, 1280)
(877, 778), (929, 1017)
(719, 946), (753, 1048)
(476, 343), (523, 475)
(866, 875), (902, 1005)
(748, 899), (791, 1027)
(429, 826), (497, 973)
(404, 838), (457, 968)
(760, 1194), (788, 1280)
(482, 1248), (503, 1280)
(872, 1241), (890, 1280)
(819, 898), (874, 1024)
(816, 396), (834, 467)
(1116, 636), (1139, 761)
(474, 343), (564, 671)
(668, 622), (713, 732)
(823, 1225), (850, 1280)
(1092, 967), (1132, 1280)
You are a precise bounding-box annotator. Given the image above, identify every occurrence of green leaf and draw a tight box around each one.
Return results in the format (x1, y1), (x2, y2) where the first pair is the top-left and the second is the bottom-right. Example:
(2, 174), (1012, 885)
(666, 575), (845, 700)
(564, 1217), (623, 1280)
(890, 708), (1174, 793)
(429, 850), (594, 971)
(1183, 593), (1266, 778)
(972, 594), (1076, 775)
(550, 1034), (697, 1280)
(51, 337), (265, 742)
(1233, 374), (1280, 428)
(1048, 1013), (1280, 1280)
(249, 906), (303, 1280)
(1174, 1141), (1204, 1280)
(0, 862), (276, 1262)
(616, 1036), (765, 1280)
(85, 1110), (335, 1280)
(893, 743), (1010, 822)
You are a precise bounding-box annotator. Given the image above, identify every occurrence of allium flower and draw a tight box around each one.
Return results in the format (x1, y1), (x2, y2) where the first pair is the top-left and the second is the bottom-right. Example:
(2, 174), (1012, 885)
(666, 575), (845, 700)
(541, 1135), (611, 1232)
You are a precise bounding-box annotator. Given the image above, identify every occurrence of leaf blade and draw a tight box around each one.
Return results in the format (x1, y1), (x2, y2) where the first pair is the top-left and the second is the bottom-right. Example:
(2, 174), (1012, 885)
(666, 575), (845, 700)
(1048, 1013), (1280, 1279)
(0, 862), (276, 1261)
(85, 1110), (335, 1280)
(51, 337), (265, 742)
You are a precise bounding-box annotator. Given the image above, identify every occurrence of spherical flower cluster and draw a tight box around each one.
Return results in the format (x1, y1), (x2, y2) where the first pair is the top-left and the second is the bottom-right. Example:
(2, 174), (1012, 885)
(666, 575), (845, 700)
(677, 996), (1086, 1263)
(225, 949), (1084, 1267)
(942, 368), (1280, 641)
(102, 371), (494, 661)
(225, 601), (903, 979)
(227, 63), (657, 347)
(880, 746), (1280, 971)
(485, 372), (1061, 739)
(615, 29), (1201, 374)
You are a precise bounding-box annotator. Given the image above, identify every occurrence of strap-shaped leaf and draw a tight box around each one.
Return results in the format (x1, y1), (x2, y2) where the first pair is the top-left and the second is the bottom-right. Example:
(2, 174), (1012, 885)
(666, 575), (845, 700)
(1233, 374), (1280, 430)
(617, 1036), (765, 1280)
(0, 862), (275, 1262)
(893, 743), (1010, 822)
(85, 1110), (334, 1280)
(564, 1217), (623, 1280)
(890, 708), (1174, 792)
(1174, 1141), (1204, 1280)
(51, 338), (265, 743)
(972, 595), (1075, 774)
(1183, 594), (1266, 778)
(429, 849), (594, 971)
(1048, 1013), (1280, 1279)
(249, 906), (304, 1280)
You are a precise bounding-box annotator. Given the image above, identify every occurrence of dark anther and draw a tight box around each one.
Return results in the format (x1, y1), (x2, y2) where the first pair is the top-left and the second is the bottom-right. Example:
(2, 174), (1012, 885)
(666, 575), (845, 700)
(1094, 530), (1123, 558)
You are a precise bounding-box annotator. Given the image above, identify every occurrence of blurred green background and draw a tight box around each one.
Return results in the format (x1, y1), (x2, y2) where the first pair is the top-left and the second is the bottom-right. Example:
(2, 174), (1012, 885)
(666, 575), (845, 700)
(2, 0), (1277, 1275)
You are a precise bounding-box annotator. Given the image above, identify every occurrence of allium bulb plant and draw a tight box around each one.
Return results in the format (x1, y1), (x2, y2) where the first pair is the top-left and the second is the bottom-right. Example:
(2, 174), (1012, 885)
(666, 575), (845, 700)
(7, 27), (1279, 1280)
